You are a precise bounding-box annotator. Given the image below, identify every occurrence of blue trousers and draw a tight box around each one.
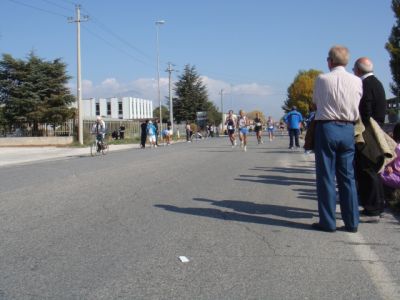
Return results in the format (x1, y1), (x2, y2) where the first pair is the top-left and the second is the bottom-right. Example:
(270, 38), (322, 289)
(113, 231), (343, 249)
(288, 129), (300, 147)
(314, 121), (359, 230)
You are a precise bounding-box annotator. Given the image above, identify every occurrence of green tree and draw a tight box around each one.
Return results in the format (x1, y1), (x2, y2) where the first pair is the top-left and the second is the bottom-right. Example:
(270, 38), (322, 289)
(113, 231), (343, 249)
(0, 52), (75, 129)
(153, 105), (170, 123)
(173, 64), (210, 123)
(0, 105), (6, 133)
(386, 0), (400, 97)
(282, 69), (322, 117)
(200, 100), (222, 125)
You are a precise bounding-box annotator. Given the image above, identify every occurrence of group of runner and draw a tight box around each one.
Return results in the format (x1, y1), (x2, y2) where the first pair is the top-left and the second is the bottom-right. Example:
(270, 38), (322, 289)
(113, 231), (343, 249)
(224, 110), (275, 152)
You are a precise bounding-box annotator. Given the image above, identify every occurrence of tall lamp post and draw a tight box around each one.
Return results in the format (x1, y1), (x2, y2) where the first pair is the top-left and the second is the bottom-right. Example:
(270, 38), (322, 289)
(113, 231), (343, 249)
(219, 89), (224, 134)
(156, 20), (165, 131)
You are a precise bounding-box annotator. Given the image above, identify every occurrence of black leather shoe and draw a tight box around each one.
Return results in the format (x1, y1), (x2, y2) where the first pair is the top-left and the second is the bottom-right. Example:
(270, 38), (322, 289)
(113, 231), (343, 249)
(311, 223), (336, 232)
(338, 226), (358, 233)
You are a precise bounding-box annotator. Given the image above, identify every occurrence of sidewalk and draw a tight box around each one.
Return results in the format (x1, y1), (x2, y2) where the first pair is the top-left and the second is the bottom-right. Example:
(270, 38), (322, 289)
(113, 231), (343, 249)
(0, 143), (139, 167)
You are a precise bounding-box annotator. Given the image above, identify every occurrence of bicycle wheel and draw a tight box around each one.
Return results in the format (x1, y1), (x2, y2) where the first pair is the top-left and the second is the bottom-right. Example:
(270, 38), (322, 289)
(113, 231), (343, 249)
(90, 141), (101, 156)
(90, 141), (97, 156)
(101, 142), (109, 155)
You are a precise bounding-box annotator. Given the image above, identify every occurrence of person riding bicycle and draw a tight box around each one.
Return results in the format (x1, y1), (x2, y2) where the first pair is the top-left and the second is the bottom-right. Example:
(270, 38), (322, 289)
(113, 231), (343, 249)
(92, 116), (106, 151)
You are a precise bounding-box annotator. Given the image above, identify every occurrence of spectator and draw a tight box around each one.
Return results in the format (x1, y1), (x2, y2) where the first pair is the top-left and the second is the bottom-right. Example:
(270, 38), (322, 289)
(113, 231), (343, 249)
(380, 123), (400, 190)
(311, 45), (362, 233)
(284, 106), (303, 149)
(353, 57), (387, 223)
(154, 119), (159, 146)
(186, 122), (192, 142)
(163, 122), (172, 145)
(147, 120), (157, 148)
(140, 120), (148, 148)
(119, 125), (125, 139)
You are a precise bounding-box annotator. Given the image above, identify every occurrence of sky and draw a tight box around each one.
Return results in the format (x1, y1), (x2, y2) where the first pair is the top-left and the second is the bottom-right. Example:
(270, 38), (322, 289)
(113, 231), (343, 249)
(0, 0), (396, 120)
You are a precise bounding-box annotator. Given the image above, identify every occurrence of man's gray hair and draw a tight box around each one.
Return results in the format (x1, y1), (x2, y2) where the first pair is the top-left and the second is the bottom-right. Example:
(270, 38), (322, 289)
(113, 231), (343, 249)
(356, 58), (374, 73)
(328, 45), (349, 66)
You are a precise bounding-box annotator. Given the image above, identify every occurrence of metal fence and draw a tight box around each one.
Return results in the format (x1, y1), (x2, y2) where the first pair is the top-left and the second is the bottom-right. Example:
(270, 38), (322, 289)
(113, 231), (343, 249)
(0, 119), (191, 141)
(0, 120), (75, 137)
(83, 119), (140, 142)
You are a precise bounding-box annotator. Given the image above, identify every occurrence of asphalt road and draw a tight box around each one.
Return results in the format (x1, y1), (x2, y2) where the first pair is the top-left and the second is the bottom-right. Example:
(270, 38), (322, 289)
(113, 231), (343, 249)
(0, 136), (399, 299)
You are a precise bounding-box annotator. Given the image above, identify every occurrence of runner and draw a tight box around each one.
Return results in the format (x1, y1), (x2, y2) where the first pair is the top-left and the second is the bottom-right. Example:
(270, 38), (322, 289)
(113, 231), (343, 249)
(237, 109), (249, 152)
(225, 110), (237, 148)
(266, 116), (275, 141)
(254, 112), (263, 144)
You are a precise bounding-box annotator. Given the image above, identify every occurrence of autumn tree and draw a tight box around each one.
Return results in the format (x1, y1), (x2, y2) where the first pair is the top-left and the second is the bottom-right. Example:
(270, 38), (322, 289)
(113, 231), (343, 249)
(282, 69), (322, 117)
(247, 110), (266, 123)
(386, 0), (400, 97)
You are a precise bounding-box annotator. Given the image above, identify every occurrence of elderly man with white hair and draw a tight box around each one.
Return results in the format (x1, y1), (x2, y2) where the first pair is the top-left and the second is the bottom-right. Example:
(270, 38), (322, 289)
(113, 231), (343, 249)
(353, 57), (387, 223)
(353, 57), (386, 125)
(311, 45), (362, 233)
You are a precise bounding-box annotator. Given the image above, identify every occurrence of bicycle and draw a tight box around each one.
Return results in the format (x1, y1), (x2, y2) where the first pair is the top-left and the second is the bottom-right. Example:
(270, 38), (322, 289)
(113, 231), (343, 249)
(90, 134), (109, 156)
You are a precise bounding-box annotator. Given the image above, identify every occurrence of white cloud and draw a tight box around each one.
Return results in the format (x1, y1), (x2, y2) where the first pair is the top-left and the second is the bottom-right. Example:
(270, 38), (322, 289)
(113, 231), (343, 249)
(69, 75), (285, 120)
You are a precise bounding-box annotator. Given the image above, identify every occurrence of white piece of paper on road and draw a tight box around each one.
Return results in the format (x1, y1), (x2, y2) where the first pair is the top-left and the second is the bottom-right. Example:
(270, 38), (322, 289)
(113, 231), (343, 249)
(178, 256), (189, 263)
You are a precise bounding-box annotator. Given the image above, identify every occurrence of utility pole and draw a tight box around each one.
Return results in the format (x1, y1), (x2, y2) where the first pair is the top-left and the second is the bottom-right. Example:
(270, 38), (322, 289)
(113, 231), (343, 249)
(166, 62), (175, 133)
(155, 20), (165, 133)
(69, 5), (88, 145)
(219, 89), (224, 134)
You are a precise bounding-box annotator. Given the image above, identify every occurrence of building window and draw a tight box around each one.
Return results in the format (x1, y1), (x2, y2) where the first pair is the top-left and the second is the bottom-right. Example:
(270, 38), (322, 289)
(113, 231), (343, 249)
(95, 103), (100, 116)
(118, 102), (123, 115)
(107, 102), (111, 116)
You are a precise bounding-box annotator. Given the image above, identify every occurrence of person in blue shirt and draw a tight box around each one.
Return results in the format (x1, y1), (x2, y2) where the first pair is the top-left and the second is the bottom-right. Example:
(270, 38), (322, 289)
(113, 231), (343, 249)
(284, 106), (303, 149)
(147, 120), (157, 148)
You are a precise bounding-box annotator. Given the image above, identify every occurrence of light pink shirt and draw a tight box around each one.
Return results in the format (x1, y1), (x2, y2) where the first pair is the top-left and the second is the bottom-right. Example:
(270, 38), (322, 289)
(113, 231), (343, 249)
(313, 66), (363, 122)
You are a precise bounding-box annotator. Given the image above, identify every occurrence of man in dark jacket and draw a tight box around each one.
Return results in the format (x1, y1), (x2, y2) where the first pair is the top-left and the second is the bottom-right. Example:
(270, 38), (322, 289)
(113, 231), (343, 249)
(353, 57), (387, 222)
(140, 120), (148, 148)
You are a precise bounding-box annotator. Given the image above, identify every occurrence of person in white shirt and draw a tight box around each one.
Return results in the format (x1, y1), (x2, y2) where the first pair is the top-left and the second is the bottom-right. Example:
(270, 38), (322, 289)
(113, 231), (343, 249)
(311, 45), (362, 233)
(91, 116), (106, 151)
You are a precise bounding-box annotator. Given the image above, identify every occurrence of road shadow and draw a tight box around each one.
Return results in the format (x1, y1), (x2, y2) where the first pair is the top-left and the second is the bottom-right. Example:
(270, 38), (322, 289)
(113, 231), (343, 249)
(155, 198), (317, 231)
(192, 198), (317, 218)
(250, 166), (315, 175)
(235, 174), (315, 187)
(199, 150), (240, 153)
(293, 188), (318, 201)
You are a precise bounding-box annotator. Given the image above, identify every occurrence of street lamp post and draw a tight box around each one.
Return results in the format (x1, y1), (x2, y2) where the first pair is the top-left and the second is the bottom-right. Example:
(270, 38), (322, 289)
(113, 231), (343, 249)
(167, 62), (174, 133)
(219, 89), (224, 134)
(156, 20), (165, 132)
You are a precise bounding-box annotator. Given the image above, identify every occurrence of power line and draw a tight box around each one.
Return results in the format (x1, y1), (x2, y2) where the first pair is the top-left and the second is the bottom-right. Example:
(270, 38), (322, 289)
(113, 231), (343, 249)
(58, 0), (77, 5)
(7, 0), (69, 18)
(81, 24), (155, 68)
(40, 0), (74, 13)
(80, 10), (155, 64)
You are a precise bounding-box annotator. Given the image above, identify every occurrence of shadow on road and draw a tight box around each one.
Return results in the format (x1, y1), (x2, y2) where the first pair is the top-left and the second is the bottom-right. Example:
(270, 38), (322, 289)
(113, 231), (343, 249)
(249, 166), (315, 175)
(193, 198), (317, 218)
(293, 188), (318, 201)
(235, 174), (316, 187)
(155, 198), (318, 231)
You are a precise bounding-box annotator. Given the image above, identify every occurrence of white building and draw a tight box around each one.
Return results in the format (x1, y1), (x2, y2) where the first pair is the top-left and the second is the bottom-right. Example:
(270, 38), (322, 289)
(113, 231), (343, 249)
(82, 97), (153, 120)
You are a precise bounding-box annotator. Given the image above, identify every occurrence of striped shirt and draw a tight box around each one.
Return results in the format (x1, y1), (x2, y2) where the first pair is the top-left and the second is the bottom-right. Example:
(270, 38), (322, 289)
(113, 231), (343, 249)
(313, 66), (363, 122)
